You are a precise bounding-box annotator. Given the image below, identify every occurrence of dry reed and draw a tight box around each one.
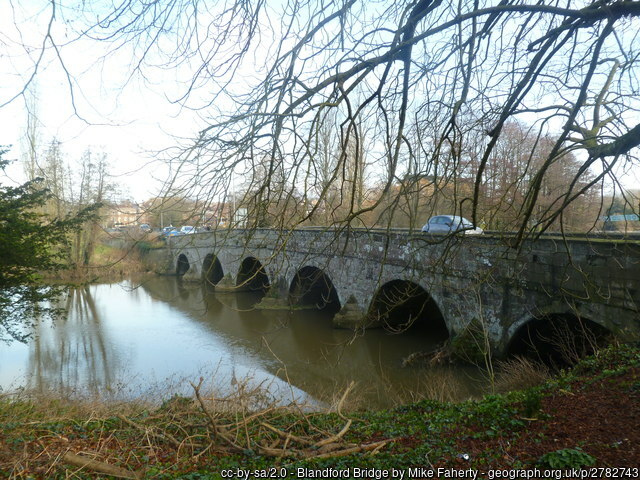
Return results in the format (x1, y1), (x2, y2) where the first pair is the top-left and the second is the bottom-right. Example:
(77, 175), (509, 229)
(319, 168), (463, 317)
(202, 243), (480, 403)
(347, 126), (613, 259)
(493, 356), (549, 393)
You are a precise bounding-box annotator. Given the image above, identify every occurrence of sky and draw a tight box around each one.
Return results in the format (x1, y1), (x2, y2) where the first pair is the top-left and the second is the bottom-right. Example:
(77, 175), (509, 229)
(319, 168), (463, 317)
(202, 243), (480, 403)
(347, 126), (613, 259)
(1, 1), (638, 205)
(0, 1), (202, 202)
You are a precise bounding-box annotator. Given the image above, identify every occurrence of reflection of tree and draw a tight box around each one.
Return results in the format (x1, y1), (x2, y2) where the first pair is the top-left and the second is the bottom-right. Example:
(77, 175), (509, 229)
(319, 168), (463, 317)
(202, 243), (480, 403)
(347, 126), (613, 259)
(27, 286), (116, 395)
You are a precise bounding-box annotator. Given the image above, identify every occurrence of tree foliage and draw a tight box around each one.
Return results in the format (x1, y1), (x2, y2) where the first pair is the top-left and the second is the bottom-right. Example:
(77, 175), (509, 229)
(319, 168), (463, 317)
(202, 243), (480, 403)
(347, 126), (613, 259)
(0, 150), (97, 343)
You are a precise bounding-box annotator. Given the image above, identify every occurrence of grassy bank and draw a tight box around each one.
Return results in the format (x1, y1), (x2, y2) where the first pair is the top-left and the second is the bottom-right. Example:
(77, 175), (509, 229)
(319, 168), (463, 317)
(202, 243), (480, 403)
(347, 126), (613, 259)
(1, 344), (638, 479)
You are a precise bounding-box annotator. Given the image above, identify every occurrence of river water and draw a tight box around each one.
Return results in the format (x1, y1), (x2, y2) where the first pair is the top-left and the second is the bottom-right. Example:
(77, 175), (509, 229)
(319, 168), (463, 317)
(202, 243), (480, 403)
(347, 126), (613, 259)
(0, 277), (486, 409)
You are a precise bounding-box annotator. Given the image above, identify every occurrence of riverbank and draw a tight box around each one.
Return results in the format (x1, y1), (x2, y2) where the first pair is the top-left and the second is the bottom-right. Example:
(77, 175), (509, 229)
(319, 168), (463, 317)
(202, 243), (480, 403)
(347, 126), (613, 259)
(44, 236), (165, 284)
(0, 343), (638, 478)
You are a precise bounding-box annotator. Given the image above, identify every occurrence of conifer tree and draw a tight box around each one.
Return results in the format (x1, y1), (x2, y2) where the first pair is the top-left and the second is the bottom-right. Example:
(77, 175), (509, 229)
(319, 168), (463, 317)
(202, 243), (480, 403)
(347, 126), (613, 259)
(0, 148), (97, 343)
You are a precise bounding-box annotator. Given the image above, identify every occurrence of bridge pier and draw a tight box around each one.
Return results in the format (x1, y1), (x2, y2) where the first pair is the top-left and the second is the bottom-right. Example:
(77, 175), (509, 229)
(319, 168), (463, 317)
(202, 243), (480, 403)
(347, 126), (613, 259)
(333, 296), (368, 329)
(207, 273), (238, 291)
(254, 277), (290, 309)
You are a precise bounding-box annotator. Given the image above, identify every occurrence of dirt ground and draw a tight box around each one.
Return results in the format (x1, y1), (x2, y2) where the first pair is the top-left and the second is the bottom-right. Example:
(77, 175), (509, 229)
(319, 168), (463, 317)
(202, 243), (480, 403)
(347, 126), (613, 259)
(445, 366), (640, 469)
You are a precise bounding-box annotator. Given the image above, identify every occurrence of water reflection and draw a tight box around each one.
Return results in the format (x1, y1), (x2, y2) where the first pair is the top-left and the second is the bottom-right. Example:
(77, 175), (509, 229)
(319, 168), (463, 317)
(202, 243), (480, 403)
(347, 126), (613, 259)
(0, 277), (485, 408)
(139, 277), (484, 407)
(26, 285), (118, 396)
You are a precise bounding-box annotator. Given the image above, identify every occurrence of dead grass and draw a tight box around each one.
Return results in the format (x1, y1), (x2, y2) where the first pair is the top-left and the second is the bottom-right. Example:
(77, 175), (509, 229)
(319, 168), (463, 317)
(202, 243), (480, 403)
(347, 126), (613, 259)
(332, 367), (479, 408)
(0, 389), (149, 421)
(493, 356), (549, 393)
(0, 377), (393, 479)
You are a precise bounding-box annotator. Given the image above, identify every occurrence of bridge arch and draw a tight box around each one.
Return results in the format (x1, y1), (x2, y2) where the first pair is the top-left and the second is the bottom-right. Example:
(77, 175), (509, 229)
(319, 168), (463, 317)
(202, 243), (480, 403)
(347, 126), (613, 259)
(289, 265), (341, 313)
(176, 254), (190, 276)
(237, 257), (270, 291)
(368, 280), (448, 339)
(202, 253), (224, 286)
(506, 312), (613, 367)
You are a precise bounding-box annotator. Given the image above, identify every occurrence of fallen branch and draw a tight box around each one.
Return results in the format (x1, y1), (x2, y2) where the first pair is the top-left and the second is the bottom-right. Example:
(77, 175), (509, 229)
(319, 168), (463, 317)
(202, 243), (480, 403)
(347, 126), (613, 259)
(315, 419), (352, 447)
(180, 377), (394, 461)
(309, 439), (395, 460)
(256, 445), (302, 458)
(62, 452), (141, 479)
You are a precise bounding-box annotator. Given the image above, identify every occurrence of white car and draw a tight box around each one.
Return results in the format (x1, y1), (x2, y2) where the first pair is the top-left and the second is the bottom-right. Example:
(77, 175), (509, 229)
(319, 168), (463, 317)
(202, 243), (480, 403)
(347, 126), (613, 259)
(421, 215), (483, 234)
(180, 225), (196, 234)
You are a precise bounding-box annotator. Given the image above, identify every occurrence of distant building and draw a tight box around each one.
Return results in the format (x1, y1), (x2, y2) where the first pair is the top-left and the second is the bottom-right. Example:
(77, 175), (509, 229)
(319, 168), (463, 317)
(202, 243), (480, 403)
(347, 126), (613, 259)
(105, 202), (150, 228)
(194, 202), (234, 228)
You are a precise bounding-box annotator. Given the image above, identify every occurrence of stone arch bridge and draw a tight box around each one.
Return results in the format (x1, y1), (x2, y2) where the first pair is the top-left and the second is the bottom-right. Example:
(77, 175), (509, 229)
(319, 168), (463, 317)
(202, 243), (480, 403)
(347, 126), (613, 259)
(152, 228), (640, 355)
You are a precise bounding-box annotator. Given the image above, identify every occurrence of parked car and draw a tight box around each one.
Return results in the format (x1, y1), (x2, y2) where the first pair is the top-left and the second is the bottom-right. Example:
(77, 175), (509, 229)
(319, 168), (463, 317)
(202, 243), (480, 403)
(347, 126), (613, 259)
(180, 225), (196, 234)
(139, 223), (151, 232)
(421, 215), (483, 234)
(161, 226), (183, 237)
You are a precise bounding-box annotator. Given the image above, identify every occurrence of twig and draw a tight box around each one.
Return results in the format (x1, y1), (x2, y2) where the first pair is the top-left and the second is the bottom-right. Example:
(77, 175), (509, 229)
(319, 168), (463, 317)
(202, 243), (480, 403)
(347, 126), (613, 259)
(256, 445), (302, 458)
(190, 377), (244, 451)
(223, 406), (278, 431)
(335, 381), (355, 419)
(315, 419), (352, 447)
(260, 422), (315, 446)
(117, 414), (182, 449)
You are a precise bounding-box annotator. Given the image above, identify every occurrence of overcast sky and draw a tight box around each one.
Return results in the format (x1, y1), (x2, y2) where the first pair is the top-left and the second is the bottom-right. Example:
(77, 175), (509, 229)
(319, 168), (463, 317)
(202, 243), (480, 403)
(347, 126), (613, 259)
(0, 1), (205, 201)
(1, 1), (638, 204)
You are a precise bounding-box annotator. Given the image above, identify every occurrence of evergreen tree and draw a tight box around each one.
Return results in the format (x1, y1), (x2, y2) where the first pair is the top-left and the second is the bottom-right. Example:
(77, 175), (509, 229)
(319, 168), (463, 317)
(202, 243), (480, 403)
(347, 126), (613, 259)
(0, 149), (97, 343)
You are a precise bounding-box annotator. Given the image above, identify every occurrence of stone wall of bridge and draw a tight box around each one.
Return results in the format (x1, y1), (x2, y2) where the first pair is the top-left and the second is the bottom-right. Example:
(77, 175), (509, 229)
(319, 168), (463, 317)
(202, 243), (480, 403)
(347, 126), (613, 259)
(156, 229), (640, 354)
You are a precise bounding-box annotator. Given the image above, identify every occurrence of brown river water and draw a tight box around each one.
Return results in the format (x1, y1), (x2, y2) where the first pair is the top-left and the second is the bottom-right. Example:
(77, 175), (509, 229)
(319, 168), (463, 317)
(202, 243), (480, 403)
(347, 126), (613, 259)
(0, 277), (487, 409)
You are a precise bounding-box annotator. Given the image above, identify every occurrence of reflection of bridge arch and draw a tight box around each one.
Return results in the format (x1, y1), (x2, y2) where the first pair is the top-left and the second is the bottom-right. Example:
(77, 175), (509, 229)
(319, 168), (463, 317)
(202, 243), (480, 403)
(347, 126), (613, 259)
(369, 280), (448, 339)
(176, 254), (190, 276)
(202, 253), (224, 286)
(289, 266), (341, 313)
(506, 313), (612, 367)
(237, 257), (270, 291)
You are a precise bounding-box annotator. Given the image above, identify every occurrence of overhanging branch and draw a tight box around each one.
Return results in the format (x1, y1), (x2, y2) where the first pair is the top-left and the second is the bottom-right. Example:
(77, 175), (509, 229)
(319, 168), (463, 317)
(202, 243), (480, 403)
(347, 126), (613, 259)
(587, 123), (640, 158)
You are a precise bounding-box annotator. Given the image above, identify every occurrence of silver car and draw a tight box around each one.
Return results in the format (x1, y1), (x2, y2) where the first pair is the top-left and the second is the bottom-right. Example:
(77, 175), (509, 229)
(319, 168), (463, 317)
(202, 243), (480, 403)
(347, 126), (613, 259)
(421, 215), (483, 234)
